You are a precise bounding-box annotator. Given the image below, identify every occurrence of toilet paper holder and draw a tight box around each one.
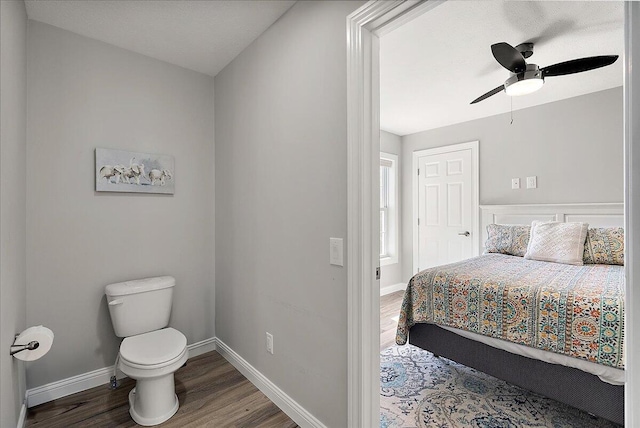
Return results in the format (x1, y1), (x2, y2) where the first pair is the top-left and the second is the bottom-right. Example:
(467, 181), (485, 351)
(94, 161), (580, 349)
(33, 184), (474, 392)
(10, 334), (40, 356)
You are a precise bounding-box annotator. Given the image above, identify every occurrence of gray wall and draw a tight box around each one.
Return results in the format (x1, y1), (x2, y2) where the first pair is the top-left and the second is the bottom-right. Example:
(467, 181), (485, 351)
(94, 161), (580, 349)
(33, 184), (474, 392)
(401, 87), (624, 282)
(1, 1), (28, 425)
(380, 131), (403, 288)
(26, 21), (215, 388)
(215, 1), (362, 426)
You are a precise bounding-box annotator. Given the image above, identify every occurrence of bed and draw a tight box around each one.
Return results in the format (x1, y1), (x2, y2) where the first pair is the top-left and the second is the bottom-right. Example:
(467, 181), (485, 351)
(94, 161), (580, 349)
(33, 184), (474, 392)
(396, 203), (625, 425)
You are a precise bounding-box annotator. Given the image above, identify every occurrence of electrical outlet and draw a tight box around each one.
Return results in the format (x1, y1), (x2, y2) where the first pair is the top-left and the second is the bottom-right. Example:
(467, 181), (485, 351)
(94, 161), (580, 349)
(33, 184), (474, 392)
(526, 176), (537, 189)
(511, 178), (520, 189)
(266, 332), (274, 355)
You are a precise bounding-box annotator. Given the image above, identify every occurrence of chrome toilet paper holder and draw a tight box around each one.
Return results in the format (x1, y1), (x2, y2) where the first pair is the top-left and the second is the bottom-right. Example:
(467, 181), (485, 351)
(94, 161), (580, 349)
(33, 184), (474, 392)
(10, 333), (39, 356)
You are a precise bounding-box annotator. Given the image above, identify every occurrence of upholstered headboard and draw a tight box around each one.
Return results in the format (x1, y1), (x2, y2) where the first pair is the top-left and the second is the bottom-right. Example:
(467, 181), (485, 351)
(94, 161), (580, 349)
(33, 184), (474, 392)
(479, 203), (624, 254)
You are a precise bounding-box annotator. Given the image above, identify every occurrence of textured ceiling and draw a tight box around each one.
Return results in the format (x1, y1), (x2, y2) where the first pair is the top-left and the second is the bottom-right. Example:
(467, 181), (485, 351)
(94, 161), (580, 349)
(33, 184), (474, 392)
(25, 0), (296, 76)
(380, 1), (624, 136)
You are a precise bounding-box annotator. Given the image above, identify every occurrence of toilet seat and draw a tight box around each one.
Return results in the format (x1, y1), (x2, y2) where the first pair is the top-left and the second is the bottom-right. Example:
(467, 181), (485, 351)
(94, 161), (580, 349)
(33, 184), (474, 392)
(120, 328), (187, 369)
(120, 347), (188, 372)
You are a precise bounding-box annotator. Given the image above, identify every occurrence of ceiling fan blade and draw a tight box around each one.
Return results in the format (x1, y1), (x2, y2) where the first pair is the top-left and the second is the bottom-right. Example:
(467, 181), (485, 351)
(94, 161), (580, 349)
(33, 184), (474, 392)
(491, 42), (527, 73)
(541, 55), (618, 77)
(470, 85), (505, 104)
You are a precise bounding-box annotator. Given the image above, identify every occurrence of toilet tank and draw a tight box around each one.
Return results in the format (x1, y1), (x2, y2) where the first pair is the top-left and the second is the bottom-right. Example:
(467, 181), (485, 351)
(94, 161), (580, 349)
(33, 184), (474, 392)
(105, 276), (175, 337)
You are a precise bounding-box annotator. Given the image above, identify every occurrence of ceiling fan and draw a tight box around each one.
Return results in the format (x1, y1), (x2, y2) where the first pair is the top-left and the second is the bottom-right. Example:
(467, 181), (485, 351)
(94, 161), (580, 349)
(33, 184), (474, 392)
(470, 42), (618, 104)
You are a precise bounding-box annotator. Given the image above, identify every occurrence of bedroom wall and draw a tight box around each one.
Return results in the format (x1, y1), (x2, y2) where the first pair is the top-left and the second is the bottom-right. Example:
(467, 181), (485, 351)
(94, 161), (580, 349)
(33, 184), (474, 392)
(1, 0), (28, 425)
(380, 130), (403, 289)
(401, 87), (623, 282)
(214, 1), (363, 426)
(26, 21), (215, 389)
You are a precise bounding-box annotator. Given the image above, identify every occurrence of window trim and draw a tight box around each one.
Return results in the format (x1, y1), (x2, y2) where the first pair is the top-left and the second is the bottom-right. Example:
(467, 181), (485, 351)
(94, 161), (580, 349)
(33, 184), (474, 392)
(380, 152), (399, 266)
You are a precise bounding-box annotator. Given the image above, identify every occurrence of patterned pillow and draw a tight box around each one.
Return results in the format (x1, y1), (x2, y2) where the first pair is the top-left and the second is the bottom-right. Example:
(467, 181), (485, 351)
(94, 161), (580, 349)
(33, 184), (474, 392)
(524, 221), (589, 265)
(485, 224), (530, 257)
(583, 227), (624, 265)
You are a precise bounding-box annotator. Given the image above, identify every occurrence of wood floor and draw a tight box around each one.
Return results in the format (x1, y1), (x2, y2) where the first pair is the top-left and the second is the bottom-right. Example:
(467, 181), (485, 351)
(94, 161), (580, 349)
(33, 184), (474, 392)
(380, 290), (404, 351)
(26, 292), (406, 427)
(26, 351), (298, 428)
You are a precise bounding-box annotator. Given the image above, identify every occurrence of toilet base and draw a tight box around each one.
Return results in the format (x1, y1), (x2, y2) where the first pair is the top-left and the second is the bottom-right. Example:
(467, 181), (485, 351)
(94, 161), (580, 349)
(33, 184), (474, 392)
(128, 387), (179, 426)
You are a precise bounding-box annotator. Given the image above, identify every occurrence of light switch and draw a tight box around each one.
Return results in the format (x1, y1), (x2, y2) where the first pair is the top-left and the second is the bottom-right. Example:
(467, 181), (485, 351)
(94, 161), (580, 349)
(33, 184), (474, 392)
(330, 238), (344, 266)
(526, 176), (537, 189)
(511, 178), (520, 189)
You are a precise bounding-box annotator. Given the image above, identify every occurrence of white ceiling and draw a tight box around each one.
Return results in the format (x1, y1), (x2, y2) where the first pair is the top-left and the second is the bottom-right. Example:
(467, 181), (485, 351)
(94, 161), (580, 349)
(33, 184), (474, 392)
(24, 0), (296, 77)
(380, 1), (624, 136)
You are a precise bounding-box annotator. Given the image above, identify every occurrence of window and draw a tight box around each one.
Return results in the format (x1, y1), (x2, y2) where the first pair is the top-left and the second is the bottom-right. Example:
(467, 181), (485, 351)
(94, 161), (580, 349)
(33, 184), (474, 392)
(380, 158), (391, 257)
(380, 153), (398, 265)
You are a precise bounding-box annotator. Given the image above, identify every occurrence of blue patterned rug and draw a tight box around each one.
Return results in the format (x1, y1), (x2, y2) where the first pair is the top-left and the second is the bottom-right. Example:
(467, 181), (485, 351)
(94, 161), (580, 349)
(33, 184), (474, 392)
(380, 345), (621, 428)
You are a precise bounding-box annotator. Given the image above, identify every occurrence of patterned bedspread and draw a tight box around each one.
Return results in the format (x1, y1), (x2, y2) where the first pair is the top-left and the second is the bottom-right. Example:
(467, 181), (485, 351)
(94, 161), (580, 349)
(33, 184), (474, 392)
(396, 254), (625, 369)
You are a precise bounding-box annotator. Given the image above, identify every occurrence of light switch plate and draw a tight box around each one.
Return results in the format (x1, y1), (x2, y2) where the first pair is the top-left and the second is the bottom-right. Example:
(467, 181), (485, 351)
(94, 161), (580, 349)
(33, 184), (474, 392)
(526, 176), (537, 189)
(511, 178), (520, 189)
(330, 238), (344, 266)
(266, 332), (273, 354)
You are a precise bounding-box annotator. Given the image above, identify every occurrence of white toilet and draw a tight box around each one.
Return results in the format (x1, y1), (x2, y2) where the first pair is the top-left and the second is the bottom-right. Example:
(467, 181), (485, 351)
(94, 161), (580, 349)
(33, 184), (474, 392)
(105, 276), (188, 426)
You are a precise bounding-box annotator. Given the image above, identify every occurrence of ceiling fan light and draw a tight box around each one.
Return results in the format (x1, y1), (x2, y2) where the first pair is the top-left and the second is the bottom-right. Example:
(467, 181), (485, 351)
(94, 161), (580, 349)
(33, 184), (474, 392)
(505, 78), (544, 96)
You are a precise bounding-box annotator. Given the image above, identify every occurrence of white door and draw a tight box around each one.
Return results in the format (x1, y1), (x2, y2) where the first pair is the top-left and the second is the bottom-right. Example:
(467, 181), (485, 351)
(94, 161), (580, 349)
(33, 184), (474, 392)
(415, 143), (478, 272)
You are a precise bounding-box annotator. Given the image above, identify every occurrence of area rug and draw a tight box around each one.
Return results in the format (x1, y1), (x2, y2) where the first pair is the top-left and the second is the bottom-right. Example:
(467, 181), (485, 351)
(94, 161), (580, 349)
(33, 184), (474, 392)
(380, 345), (621, 428)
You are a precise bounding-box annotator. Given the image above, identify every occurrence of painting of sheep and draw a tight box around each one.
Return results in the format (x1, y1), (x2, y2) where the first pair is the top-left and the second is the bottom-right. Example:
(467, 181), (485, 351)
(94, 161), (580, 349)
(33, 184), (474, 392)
(96, 148), (174, 194)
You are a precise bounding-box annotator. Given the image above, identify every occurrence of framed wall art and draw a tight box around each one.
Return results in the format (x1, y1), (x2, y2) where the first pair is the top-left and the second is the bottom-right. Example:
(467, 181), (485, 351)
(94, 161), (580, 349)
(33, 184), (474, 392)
(96, 148), (174, 194)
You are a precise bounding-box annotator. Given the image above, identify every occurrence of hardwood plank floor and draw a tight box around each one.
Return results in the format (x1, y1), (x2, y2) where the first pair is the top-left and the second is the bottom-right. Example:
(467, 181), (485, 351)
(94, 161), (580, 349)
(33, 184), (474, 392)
(27, 351), (299, 428)
(380, 290), (404, 351)
(27, 292), (406, 428)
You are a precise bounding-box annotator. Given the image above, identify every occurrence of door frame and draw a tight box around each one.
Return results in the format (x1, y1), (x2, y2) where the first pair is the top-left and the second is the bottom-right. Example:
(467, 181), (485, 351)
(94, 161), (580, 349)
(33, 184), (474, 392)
(346, 2), (445, 425)
(412, 141), (480, 275)
(624, 3), (639, 425)
(347, 1), (639, 427)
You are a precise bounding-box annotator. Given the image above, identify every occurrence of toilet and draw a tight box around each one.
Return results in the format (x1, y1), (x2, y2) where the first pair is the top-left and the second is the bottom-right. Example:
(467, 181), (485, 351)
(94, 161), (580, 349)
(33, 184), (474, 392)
(105, 276), (188, 426)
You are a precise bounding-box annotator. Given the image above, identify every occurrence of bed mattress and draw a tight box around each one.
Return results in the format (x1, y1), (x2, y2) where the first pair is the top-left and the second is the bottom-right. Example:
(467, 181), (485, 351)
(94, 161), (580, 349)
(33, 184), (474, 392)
(396, 254), (625, 373)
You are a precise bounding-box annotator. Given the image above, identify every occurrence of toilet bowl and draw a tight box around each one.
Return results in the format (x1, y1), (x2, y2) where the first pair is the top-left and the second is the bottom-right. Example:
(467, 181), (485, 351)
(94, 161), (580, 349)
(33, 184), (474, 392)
(105, 276), (187, 426)
(118, 328), (188, 426)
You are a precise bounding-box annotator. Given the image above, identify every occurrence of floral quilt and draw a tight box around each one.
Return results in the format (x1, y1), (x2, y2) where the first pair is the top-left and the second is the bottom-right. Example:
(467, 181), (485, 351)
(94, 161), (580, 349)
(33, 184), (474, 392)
(396, 254), (625, 369)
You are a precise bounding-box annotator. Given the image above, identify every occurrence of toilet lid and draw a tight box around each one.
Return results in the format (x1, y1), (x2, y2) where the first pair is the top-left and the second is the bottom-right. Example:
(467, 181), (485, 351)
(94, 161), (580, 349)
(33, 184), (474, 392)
(120, 328), (187, 366)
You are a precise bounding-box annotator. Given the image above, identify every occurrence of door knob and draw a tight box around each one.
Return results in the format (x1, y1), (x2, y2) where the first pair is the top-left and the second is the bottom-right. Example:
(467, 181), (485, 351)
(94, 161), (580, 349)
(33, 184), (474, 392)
(458, 231), (470, 237)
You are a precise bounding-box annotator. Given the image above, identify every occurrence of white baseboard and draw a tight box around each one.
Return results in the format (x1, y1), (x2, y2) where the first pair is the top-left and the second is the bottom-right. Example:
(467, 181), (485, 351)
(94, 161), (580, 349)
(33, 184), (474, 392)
(26, 336), (217, 408)
(380, 282), (406, 296)
(215, 338), (327, 428)
(186, 336), (217, 358)
(16, 400), (27, 428)
(27, 365), (118, 408)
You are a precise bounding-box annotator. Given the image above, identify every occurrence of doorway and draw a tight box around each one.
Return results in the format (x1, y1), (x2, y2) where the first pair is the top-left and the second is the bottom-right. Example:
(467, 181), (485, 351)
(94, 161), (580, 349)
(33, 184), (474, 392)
(346, 1), (639, 427)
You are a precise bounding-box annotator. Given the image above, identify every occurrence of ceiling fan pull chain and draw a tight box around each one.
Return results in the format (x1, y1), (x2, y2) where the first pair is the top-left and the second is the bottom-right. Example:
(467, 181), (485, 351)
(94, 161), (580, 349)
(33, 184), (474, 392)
(510, 98), (513, 125)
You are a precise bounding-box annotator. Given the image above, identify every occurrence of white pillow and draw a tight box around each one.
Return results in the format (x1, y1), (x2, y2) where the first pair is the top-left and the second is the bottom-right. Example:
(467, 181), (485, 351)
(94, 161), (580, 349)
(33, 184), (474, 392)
(524, 221), (589, 265)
